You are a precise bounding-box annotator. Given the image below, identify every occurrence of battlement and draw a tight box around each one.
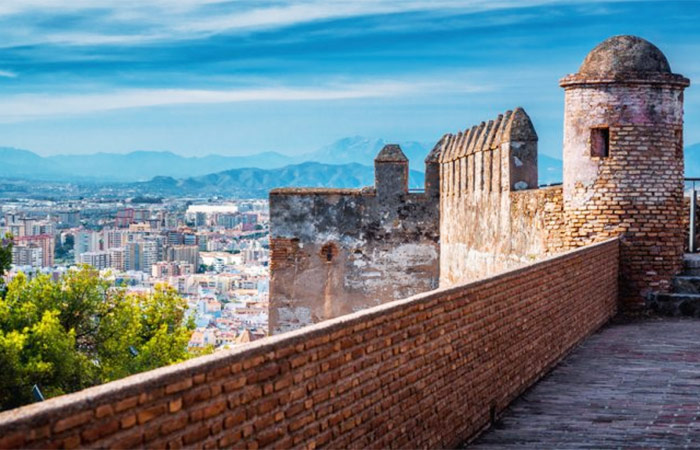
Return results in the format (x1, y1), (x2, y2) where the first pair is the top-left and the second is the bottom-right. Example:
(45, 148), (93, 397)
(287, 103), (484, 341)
(269, 36), (691, 308)
(438, 108), (537, 197)
(268, 145), (440, 334)
(436, 107), (560, 286)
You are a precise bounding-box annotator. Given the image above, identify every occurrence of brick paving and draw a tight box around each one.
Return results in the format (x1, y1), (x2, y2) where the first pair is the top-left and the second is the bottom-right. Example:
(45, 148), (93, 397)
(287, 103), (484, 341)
(468, 319), (700, 449)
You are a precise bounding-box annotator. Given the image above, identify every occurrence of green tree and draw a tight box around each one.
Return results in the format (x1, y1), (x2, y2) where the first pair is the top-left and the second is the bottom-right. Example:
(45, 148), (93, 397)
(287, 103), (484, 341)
(0, 266), (209, 411)
(54, 234), (74, 260)
(0, 234), (12, 296)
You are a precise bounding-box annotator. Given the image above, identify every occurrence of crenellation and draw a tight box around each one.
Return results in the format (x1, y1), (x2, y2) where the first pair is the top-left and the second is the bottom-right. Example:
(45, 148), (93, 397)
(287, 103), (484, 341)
(438, 107), (544, 285)
(457, 127), (471, 159)
(487, 114), (503, 150)
(269, 144), (440, 334)
(467, 123), (483, 156)
(474, 146), (483, 195)
(476, 120), (492, 153)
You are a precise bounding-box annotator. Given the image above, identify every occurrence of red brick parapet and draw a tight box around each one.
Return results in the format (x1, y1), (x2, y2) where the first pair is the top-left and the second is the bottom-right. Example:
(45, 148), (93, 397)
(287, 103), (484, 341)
(0, 239), (619, 449)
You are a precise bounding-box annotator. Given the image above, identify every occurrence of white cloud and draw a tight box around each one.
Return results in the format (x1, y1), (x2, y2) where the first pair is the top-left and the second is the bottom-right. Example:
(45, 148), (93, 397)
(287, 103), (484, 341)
(0, 70), (17, 78)
(0, 0), (645, 47)
(0, 77), (492, 122)
(174, 1), (569, 34)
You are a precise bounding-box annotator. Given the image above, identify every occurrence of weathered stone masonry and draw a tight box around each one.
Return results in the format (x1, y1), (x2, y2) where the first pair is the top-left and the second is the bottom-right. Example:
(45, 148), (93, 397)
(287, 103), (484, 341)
(269, 145), (440, 334)
(438, 108), (565, 285)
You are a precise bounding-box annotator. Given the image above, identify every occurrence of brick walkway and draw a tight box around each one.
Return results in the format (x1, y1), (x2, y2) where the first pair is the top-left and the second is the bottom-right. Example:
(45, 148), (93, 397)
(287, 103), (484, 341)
(467, 319), (700, 449)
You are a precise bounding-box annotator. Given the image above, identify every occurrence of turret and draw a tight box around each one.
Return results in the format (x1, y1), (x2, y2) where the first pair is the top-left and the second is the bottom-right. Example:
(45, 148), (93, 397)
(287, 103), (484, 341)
(560, 35), (690, 309)
(374, 144), (409, 200)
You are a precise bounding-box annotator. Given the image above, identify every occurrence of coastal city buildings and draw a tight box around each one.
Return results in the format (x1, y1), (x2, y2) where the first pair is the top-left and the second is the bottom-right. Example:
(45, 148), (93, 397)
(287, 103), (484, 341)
(0, 198), (270, 349)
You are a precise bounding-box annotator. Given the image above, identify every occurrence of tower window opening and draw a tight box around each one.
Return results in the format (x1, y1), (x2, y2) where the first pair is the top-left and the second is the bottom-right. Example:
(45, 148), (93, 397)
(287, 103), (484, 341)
(590, 127), (610, 158)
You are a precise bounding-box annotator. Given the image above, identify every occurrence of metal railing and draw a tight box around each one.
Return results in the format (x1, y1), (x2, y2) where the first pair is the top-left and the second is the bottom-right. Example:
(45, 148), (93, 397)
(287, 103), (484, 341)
(686, 178), (700, 252)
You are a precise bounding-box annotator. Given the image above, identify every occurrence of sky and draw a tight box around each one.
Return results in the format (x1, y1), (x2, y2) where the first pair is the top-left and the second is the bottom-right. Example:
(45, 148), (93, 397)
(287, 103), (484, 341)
(0, 0), (699, 159)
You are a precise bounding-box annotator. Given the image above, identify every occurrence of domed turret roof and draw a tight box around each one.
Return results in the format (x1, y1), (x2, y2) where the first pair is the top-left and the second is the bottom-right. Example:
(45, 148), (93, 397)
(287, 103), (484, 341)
(578, 35), (671, 77)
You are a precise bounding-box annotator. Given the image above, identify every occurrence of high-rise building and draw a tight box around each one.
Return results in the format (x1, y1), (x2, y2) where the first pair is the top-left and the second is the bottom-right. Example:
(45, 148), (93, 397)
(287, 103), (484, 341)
(108, 247), (125, 271)
(124, 239), (160, 273)
(11, 245), (43, 267)
(103, 229), (127, 249)
(164, 214), (180, 229)
(75, 230), (101, 259)
(134, 209), (150, 222)
(141, 239), (159, 274)
(216, 214), (237, 229)
(115, 209), (135, 228)
(151, 261), (195, 278)
(165, 245), (200, 267)
(56, 210), (80, 228)
(31, 221), (56, 237)
(196, 234), (208, 251)
(79, 251), (110, 270)
(183, 233), (197, 246)
(195, 212), (207, 227)
(124, 242), (142, 272)
(13, 235), (54, 267)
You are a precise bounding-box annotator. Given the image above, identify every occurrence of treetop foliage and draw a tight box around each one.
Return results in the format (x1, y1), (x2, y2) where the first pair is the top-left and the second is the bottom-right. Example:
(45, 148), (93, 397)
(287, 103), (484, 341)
(0, 257), (210, 411)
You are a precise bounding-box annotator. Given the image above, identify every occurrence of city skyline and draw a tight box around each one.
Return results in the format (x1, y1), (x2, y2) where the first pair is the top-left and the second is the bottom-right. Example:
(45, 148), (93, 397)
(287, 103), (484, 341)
(0, 1), (698, 158)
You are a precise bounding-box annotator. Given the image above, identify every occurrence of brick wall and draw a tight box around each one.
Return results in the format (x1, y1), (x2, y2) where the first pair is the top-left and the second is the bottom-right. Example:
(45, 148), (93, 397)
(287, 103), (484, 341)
(0, 239), (618, 449)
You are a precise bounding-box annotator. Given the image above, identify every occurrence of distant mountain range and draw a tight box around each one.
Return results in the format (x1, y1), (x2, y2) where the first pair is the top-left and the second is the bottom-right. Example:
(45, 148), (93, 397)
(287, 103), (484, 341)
(0, 137), (434, 183)
(0, 135), (563, 180)
(137, 162), (426, 197)
(3, 136), (699, 196)
(0, 147), (293, 182)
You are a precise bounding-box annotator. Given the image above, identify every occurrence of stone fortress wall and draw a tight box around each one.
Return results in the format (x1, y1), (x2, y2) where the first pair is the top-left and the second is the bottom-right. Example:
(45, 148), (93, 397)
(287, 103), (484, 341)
(438, 108), (565, 286)
(268, 145), (440, 335)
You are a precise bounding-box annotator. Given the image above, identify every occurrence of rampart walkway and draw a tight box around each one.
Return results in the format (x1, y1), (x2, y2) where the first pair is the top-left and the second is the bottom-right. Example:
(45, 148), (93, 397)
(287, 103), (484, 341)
(468, 318), (700, 449)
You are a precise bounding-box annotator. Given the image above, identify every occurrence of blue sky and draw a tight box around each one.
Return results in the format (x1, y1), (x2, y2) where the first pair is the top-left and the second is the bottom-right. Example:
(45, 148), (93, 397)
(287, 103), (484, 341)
(0, 0), (698, 159)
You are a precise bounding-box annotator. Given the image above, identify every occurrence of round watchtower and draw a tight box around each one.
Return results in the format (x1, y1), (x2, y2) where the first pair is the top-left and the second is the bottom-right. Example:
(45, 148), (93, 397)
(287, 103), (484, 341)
(560, 35), (690, 310)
